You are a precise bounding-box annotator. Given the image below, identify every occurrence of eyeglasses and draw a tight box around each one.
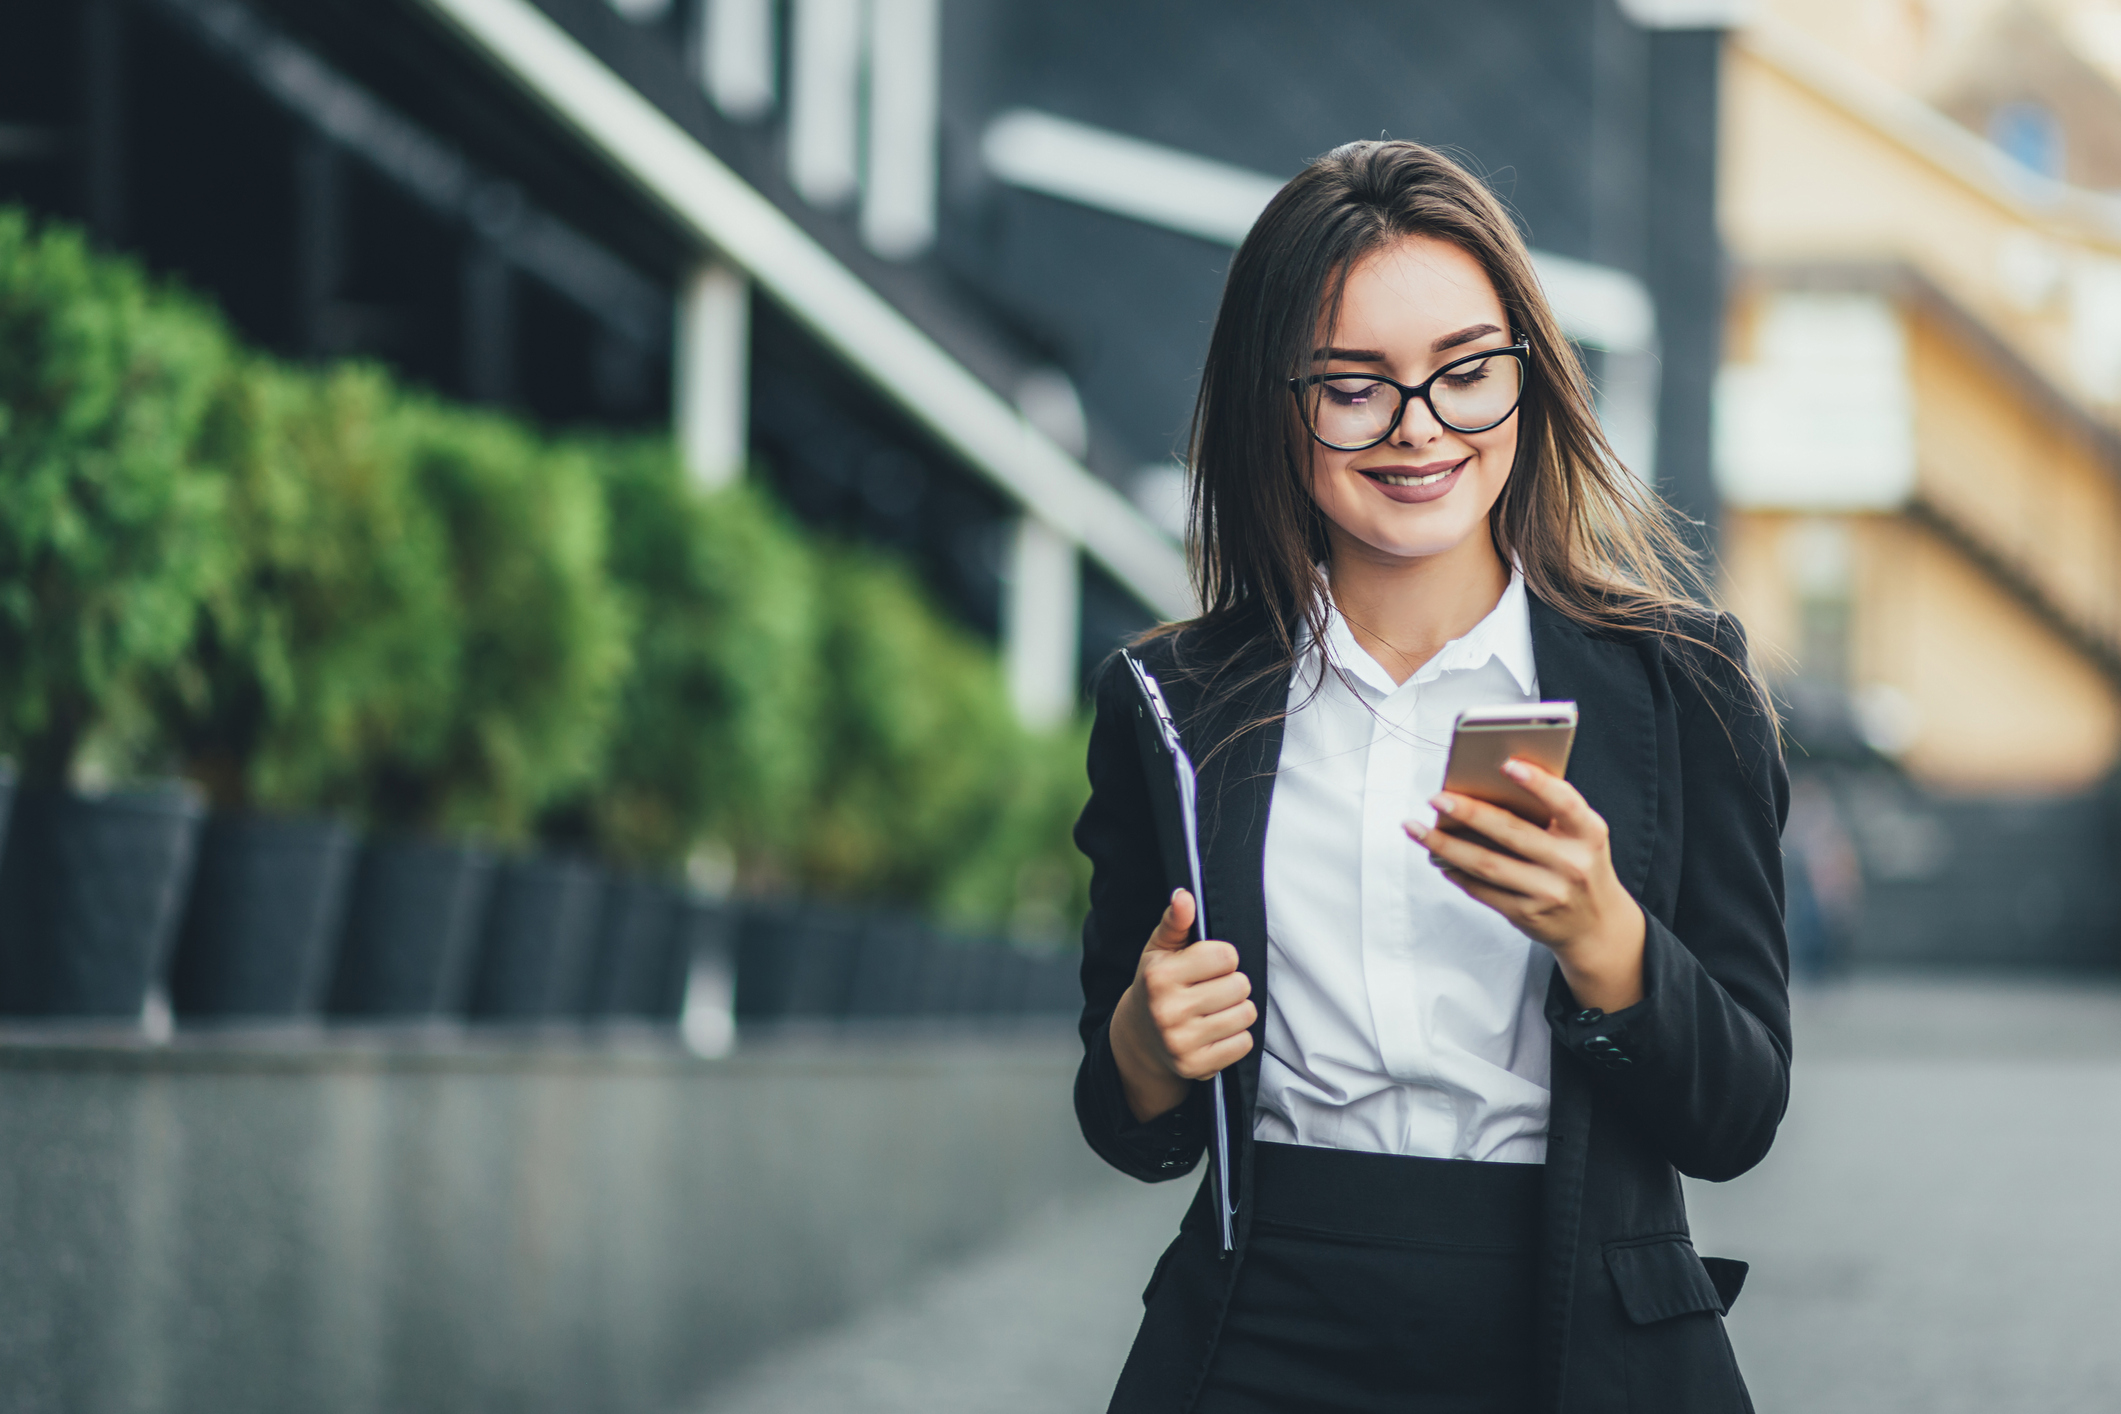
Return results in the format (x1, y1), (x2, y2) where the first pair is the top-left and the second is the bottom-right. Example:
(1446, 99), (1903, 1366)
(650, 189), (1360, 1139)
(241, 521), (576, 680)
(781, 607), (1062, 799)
(1288, 342), (1530, 450)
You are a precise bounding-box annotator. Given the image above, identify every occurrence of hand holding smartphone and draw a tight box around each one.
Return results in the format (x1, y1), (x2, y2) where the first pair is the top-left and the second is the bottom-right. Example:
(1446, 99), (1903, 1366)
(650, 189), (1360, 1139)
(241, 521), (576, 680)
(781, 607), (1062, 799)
(1438, 702), (1578, 844)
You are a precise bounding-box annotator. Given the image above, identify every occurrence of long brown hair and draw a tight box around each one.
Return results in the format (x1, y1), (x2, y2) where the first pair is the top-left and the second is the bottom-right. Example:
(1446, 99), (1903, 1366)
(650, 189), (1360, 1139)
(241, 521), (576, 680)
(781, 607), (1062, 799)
(1166, 139), (1717, 720)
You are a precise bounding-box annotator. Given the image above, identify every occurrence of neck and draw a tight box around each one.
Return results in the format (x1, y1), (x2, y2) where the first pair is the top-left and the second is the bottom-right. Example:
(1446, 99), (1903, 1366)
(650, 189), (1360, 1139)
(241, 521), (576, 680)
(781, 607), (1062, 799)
(1324, 526), (1511, 686)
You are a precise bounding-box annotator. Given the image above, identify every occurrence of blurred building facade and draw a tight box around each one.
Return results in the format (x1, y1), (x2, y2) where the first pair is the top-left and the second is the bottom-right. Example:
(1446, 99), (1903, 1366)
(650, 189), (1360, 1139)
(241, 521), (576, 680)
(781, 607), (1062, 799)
(1715, 0), (2121, 968)
(1718, 1), (2121, 789)
(0, 0), (1733, 726)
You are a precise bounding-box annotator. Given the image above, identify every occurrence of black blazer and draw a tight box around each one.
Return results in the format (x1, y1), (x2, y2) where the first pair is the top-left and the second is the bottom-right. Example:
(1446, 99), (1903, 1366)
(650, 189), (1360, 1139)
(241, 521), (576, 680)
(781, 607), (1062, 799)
(1073, 595), (1791, 1414)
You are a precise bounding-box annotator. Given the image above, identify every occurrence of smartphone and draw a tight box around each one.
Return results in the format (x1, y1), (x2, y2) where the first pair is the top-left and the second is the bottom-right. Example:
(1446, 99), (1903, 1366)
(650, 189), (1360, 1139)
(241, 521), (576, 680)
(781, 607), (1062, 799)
(1440, 702), (1578, 830)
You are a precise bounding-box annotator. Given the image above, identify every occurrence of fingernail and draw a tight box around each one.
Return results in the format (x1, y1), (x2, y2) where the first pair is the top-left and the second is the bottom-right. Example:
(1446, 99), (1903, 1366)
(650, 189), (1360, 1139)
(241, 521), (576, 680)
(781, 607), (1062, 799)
(1430, 794), (1454, 815)
(1502, 760), (1529, 780)
(1403, 819), (1427, 840)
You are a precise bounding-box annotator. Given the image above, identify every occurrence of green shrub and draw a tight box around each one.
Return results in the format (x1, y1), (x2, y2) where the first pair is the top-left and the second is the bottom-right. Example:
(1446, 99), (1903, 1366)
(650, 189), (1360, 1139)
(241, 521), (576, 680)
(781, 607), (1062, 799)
(578, 441), (821, 871)
(0, 205), (1092, 933)
(0, 212), (232, 787)
(932, 712), (1092, 941)
(164, 359), (630, 841)
(571, 451), (1091, 934)
(799, 544), (1088, 934)
(166, 360), (458, 815)
(378, 403), (631, 842)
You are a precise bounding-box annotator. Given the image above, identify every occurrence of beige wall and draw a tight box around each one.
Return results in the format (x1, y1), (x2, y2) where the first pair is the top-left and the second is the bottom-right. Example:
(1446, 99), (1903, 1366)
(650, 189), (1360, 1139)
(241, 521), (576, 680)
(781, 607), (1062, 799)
(1724, 509), (2121, 791)
(1718, 28), (2121, 792)
(1907, 309), (2121, 645)
(1722, 33), (2120, 414)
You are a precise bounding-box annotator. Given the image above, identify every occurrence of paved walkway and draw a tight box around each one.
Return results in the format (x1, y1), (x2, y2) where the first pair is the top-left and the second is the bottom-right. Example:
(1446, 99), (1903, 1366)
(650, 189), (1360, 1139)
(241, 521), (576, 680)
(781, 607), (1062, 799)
(1688, 975), (2121, 1414)
(696, 1168), (1187, 1414)
(698, 976), (2121, 1414)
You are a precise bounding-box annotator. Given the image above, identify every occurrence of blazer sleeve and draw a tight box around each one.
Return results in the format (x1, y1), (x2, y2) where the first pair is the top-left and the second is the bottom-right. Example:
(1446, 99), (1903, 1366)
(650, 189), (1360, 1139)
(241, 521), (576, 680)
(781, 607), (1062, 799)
(1547, 614), (1793, 1182)
(1072, 654), (1213, 1183)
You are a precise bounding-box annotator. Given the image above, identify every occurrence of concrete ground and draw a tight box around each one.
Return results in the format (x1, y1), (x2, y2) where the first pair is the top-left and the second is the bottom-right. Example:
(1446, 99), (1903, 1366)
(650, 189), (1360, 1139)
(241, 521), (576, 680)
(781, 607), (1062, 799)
(697, 976), (2121, 1414)
(1687, 975), (2121, 1414)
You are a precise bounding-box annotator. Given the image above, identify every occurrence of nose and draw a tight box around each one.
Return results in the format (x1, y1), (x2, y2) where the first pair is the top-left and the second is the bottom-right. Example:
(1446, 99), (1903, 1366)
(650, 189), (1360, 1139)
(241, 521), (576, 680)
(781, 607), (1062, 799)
(1390, 390), (1444, 447)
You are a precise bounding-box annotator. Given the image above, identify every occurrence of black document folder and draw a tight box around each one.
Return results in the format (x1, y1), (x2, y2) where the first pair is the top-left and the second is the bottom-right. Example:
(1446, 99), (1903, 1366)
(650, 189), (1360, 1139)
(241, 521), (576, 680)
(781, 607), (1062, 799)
(1120, 651), (1237, 1253)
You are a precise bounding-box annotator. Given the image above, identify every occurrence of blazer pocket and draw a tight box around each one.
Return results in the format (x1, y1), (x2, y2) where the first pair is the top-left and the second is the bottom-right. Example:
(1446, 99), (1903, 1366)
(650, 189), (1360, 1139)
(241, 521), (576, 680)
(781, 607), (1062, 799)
(1701, 1256), (1749, 1314)
(1604, 1236), (1728, 1324)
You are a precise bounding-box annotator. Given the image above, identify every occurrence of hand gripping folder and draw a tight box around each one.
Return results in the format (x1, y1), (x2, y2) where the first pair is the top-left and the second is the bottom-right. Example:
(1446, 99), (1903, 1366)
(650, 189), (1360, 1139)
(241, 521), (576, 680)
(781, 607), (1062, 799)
(1121, 652), (1238, 1254)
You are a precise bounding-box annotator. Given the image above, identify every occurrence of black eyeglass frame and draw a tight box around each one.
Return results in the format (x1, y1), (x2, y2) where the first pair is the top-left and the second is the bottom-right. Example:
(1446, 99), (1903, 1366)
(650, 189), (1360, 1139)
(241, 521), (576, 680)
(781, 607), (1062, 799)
(1287, 341), (1532, 450)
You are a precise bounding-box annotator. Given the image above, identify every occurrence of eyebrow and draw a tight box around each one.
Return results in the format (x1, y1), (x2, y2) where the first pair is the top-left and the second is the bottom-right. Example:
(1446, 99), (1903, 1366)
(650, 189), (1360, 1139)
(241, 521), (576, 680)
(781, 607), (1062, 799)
(1312, 323), (1506, 363)
(1433, 322), (1504, 353)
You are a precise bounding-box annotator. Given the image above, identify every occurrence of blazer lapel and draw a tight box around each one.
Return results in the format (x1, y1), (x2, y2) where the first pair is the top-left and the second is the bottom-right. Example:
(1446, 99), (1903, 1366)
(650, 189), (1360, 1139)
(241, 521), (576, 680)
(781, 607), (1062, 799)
(1174, 647), (1286, 1119)
(1528, 596), (1657, 898)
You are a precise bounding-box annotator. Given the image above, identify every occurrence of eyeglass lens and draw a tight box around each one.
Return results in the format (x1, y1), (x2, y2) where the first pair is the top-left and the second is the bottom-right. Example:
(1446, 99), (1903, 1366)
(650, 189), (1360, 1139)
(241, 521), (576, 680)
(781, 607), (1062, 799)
(1305, 352), (1523, 446)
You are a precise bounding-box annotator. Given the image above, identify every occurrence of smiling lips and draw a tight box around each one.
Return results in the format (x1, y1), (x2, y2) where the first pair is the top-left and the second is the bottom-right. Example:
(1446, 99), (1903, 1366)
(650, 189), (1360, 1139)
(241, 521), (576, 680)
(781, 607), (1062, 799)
(1359, 458), (1466, 503)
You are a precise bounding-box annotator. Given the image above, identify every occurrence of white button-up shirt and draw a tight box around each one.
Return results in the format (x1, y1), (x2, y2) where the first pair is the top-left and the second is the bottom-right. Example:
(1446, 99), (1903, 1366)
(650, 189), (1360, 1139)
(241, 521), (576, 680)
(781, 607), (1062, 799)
(1254, 571), (1555, 1164)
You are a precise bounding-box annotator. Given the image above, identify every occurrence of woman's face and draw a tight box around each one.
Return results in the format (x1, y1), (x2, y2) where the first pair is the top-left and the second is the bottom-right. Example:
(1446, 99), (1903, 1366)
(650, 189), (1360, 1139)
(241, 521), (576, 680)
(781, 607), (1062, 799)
(1302, 235), (1520, 566)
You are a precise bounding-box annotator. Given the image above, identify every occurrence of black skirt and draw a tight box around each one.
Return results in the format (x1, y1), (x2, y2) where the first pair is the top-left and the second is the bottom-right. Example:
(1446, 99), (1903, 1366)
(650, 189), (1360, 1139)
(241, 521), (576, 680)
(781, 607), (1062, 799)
(1190, 1141), (1543, 1414)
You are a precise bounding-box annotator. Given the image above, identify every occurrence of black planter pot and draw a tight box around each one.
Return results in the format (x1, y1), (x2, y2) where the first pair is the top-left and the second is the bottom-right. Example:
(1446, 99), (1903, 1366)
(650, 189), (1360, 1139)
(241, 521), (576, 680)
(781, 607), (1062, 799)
(0, 785), (205, 1018)
(845, 912), (932, 1019)
(639, 891), (726, 1022)
(731, 900), (795, 1021)
(466, 855), (604, 1021)
(895, 929), (964, 1016)
(793, 907), (869, 1018)
(579, 876), (679, 1019)
(979, 945), (1032, 1017)
(168, 814), (359, 1021)
(1020, 950), (1082, 1016)
(950, 942), (1017, 1017)
(921, 937), (1000, 1017)
(745, 904), (872, 1022)
(326, 838), (494, 1019)
(733, 902), (869, 1022)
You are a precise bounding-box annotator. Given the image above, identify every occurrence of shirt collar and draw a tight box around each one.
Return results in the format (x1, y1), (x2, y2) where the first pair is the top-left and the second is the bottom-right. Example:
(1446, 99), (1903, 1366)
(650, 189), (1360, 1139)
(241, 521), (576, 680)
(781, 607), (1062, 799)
(1317, 567), (1538, 699)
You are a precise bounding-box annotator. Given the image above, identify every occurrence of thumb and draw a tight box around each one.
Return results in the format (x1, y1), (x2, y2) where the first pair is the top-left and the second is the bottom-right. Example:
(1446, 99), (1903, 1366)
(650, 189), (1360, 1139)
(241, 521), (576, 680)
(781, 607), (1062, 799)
(1146, 889), (1197, 953)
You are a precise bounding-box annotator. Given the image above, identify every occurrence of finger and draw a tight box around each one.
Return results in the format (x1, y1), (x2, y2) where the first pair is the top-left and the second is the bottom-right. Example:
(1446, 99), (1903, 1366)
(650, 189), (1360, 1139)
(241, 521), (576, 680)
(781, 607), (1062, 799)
(1168, 999), (1258, 1062)
(1428, 792), (1556, 864)
(1156, 938), (1242, 985)
(1415, 818), (1546, 894)
(1438, 859), (1524, 898)
(1173, 1025), (1255, 1081)
(1433, 836), (1546, 897)
(1148, 968), (1251, 1027)
(1405, 814), (1510, 861)
(1145, 889), (1196, 953)
(1441, 868), (1533, 923)
(1500, 760), (1599, 835)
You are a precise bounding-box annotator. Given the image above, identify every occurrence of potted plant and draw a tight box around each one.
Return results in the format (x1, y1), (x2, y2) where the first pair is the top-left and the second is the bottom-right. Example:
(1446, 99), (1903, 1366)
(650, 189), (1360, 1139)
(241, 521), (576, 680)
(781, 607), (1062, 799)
(328, 403), (629, 1021)
(163, 360), (457, 1022)
(0, 214), (228, 1019)
(787, 544), (1092, 1018)
(464, 852), (603, 1023)
(556, 442), (819, 1027)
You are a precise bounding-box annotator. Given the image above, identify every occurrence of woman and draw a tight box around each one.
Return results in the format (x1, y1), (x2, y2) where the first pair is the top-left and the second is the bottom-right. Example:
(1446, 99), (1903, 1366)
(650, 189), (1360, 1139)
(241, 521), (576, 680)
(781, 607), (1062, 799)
(1073, 141), (1789, 1414)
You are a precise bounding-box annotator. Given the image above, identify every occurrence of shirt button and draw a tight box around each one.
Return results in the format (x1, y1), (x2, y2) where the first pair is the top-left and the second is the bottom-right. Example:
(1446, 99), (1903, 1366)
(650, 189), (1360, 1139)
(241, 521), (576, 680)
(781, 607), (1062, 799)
(1574, 1008), (1604, 1025)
